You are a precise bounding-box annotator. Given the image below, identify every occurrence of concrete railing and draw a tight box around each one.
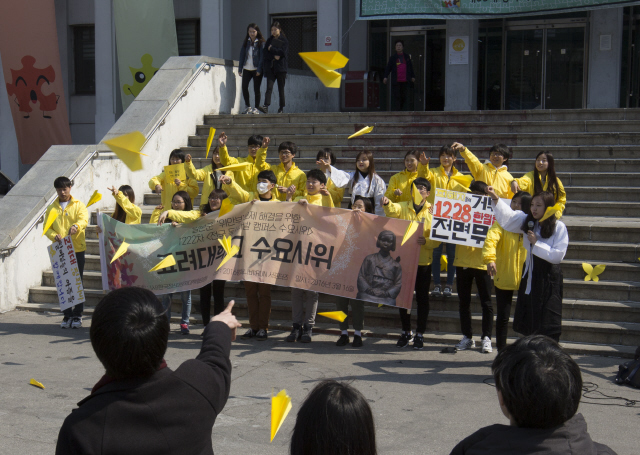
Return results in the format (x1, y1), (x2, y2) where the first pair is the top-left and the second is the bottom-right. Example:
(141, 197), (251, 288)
(0, 56), (340, 312)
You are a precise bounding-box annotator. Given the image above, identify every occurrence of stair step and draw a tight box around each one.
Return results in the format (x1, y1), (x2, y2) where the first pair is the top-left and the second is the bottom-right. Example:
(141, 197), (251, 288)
(565, 241), (640, 263)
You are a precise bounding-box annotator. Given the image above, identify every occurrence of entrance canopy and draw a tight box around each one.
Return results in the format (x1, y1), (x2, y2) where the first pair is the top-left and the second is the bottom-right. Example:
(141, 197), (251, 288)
(357, 0), (640, 20)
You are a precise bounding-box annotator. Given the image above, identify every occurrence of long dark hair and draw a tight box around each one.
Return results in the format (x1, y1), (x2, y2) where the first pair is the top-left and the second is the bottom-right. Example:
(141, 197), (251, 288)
(317, 148), (336, 166)
(168, 149), (185, 165)
(533, 151), (559, 200)
(200, 189), (228, 216)
(290, 380), (377, 455)
(112, 185), (135, 223)
(210, 146), (222, 170)
(353, 150), (376, 193)
(241, 23), (265, 49)
(171, 191), (193, 212)
(520, 191), (557, 239)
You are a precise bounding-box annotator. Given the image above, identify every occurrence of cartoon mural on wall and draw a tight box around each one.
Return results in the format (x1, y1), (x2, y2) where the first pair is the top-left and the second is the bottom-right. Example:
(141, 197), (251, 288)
(5, 55), (60, 119)
(123, 53), (158, 98)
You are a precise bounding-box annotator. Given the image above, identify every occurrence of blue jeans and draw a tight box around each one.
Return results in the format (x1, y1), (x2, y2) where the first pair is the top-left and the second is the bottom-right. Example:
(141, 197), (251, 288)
(161, 291), (192, 325)
(432, 243), (456, 286)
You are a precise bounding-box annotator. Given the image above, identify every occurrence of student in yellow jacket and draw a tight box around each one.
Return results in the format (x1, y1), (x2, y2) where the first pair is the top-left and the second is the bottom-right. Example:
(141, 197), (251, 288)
(453, 181), (495, 353)
(45, 177), (89, 329)
(382, 177), (438, 350)
(385, 150), (420, 204)
(511, 151), (566, 218)
(482, 191), (531, 351)
(457, 142), (514, 199)
(316, 148), (345, 208)
(257, 140), (307, 201)
(217, 133), (269, 193)
(108, 185), (141, 224)
(184, 133), (237, 204)
(148, 149), (199, 210)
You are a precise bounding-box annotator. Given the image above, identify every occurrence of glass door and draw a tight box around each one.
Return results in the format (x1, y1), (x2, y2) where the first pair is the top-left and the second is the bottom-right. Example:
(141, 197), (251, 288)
(505, 29), (544, 109)
(621, 8), (640, 107)
(390, 32), (426, 110)
(545, 27), (584, 109)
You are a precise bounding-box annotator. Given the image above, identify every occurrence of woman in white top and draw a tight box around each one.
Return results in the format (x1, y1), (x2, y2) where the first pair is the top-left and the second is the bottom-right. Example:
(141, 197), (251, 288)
(331, 150), (387, 216)
(486, 186), (569, 341)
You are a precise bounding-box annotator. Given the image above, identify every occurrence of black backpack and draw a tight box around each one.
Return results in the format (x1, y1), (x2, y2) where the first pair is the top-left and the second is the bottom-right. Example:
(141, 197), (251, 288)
(615, 347), (640, 389)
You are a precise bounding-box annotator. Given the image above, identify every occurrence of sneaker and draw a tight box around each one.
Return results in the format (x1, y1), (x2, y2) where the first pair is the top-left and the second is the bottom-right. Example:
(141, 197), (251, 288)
(396, 332), (413, 348)
(455, 336), (475, 351)
(413, 334), (424, 350)
(255, 329), (268, 341)
(481, 336), (493, 353)
(443, 286), (452, 297)
(285, 324), (301, 342)
(60, 318), (71, 329)
(180, 323), (190, 335)
(71, 317), (82, 329)
(277, 107), (284, 114)
(300, 324), (313, 343)
(242, 106), (252, 114)
(241, 328), (256, 339)
(258, 105), (268, 114)
(251, 107), (261, 114)
(336, 334), (349, 346)
(431, 285), (442, 298)
(352, 335), (363, 347)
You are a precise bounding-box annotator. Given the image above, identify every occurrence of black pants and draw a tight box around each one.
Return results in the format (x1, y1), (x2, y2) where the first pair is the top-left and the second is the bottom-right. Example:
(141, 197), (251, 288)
(494, 287), (514, 350)
(399, 265), (432, 333)
(392, 82), (409, 111)
(242, 70), (263, 107)
(265, 71), (286, 108)
(456, 267), (493, 339)
(63, 251), (85, 319)
(199, 280), (226, 326)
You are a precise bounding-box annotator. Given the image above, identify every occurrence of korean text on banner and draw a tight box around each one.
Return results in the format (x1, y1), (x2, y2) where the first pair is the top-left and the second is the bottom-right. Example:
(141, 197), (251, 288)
(431, 189), (495, 247)
(98, 203), (421, 310)
(0, 0), (72, 164)
(47, 237), (86, 312)
(164, 163), (187, 182)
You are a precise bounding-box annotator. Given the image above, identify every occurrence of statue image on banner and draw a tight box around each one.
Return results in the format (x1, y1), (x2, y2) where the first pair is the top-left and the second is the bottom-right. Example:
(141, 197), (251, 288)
(5, 55), (60, 119)
(356, 230), (403, 306)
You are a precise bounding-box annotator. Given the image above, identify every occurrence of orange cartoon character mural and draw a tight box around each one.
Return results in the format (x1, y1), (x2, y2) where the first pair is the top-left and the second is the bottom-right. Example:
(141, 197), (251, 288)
(5, 55), (60, 118)
(123, 53), (158, 98)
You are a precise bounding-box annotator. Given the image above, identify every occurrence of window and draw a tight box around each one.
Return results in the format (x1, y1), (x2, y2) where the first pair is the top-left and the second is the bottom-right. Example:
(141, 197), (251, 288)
(73, 26), (95, 94)
(270, 15), (317, 70)
(176, 19), (200, 56)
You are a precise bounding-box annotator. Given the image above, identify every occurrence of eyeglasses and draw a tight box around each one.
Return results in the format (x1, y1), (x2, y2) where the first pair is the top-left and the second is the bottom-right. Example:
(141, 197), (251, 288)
(279, 150), (292, 156)
(415, 185), (428, 192)
(490, 152), (503, 158)
(172, 200), (185, 205)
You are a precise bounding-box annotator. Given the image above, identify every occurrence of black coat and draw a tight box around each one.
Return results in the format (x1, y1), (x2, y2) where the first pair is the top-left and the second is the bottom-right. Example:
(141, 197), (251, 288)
(383, 52), (415, 85)
(450, 414), (617, 455)
(264, 34), (289, 75)
(55, 321), (232, 455)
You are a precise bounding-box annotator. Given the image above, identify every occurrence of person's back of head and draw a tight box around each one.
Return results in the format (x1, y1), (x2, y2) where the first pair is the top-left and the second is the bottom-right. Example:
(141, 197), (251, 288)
(290, 380), (377, 455)
(90, 287), (169, 380)
(492, 335), (582, 429)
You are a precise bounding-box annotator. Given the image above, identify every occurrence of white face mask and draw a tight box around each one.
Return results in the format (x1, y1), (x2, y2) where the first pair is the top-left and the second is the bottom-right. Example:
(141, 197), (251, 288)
(257, 182), (271, 194)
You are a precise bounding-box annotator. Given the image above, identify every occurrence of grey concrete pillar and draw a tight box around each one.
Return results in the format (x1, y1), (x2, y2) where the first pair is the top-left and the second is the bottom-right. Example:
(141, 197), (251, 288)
(317, 0), (341, 53)
(445, 19), (478, 111)
(587, 8), (623, 108)
(0, 58), (20, 183)
(94, 0), (116, 142)
(346, 0), (367, 71)
(201, 0), (232, 60)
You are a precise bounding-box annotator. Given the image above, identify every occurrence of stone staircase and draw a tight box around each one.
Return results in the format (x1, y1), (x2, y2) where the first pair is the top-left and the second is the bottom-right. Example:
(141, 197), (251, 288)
(21, 109), (640, 357)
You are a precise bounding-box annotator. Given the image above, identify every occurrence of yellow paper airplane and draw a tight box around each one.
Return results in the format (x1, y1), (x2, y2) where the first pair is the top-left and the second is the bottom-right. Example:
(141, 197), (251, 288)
(86, 190), (102, 208)
(582, 263), (606, 282)
(218, 198), (234, 218)
(217, 235), (240, 271)
(412, 185), (423, 205)
(401, 220), (419, 246)
(441, 254), (448, 272)
(42, 210), (58, 236)
(317, 311), (347, 322)
(450, 174), (473, 192)
(149, 254), (176, 272)
(217, 162), (252, 172)
(540, 202), (563, 222)
(205, 127), (216, 160)
(299, 51), (349, 88)
(348, 126), (374, 140)
(29, 378), (45, 389)
(103, 131), (148, 172)
(110, 241), (130, 264)
(271, 389), (292, 442)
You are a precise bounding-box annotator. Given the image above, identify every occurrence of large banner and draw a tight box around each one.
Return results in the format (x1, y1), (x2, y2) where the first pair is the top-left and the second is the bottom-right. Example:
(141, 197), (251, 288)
(98, 203), (422, 310)
(358, 0), (640, 19)
(113, 0), (179, 111)
(431, 189), (495, 247)
(0, 0), (72, 164)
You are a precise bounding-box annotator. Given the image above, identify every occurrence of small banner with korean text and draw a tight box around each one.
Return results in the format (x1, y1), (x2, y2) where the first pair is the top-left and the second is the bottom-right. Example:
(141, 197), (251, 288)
(98, 202), (421, 309)
(431, 189), (495, 247)
(47, 236), (86, 311)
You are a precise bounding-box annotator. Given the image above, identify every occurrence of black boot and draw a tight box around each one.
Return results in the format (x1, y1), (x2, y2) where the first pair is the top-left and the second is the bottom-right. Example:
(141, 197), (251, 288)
(300, 324), (313, 343)
(285, 323), (301, 342)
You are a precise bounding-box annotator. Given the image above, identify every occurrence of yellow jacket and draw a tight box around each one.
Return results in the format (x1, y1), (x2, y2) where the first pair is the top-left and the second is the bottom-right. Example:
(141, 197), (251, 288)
(185, 160), (235, 202)
(255, 147), (306, 201)
(417, 164), (468, 205)
(44, 196), (89, 253)
(383, 201), (439, 266)
(112, 191), (142, 224)
(327, 178), (344, 208)
(149, 208), (201, 225)
(460, 148), (514, 199)
(482, 221), (527, 291)
(218, 145), (268, 193)
(222, 179), (279, 203)
(514, 171), (566, 217)
(294, 193), (334, 207)
(453, 244), (486, 270)
(385, 169), (419, 204)
(148, 171), (199, 209)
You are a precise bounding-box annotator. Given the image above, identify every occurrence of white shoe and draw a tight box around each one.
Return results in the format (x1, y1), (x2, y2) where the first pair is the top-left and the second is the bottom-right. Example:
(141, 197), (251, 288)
(71, 317), (82, 329)
(60, 318), (71, 329)
(251, 108), (260, 114)
(481, 336), (493, 353)
(242, 106), (252, 114)
(455, 336), (475, 351)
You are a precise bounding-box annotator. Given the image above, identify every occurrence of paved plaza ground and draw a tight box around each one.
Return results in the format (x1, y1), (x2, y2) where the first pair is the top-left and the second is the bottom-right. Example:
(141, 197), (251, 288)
(0, 309), (638, 455)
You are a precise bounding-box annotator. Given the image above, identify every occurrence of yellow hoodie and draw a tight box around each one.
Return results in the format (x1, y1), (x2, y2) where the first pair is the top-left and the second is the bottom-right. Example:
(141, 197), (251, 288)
(417, 164), (468, 205)
(327, 178), (345, 208)
(218, 145), (268, 193)
(453, 244), (486, 270)
(482, 221), (527, 291)
(149, 208), (201, 225)
(385, 169), (419, 204)
(185, 160), (236, 202)
(148, 171), (199, 209)
(294, 193), (334, 207)
(514, 170), (566, 217)
(460, 148), (514, 199)
(111, 191), (142, 225)
(44, 196), (89, 253)
(255, 147), (307, 201)
(383, 201), (439, 266)
(222, 179), (279, 203)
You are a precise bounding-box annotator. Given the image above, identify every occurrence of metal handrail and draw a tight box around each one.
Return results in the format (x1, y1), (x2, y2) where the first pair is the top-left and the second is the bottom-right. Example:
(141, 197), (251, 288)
(0, 62), (214, 258)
